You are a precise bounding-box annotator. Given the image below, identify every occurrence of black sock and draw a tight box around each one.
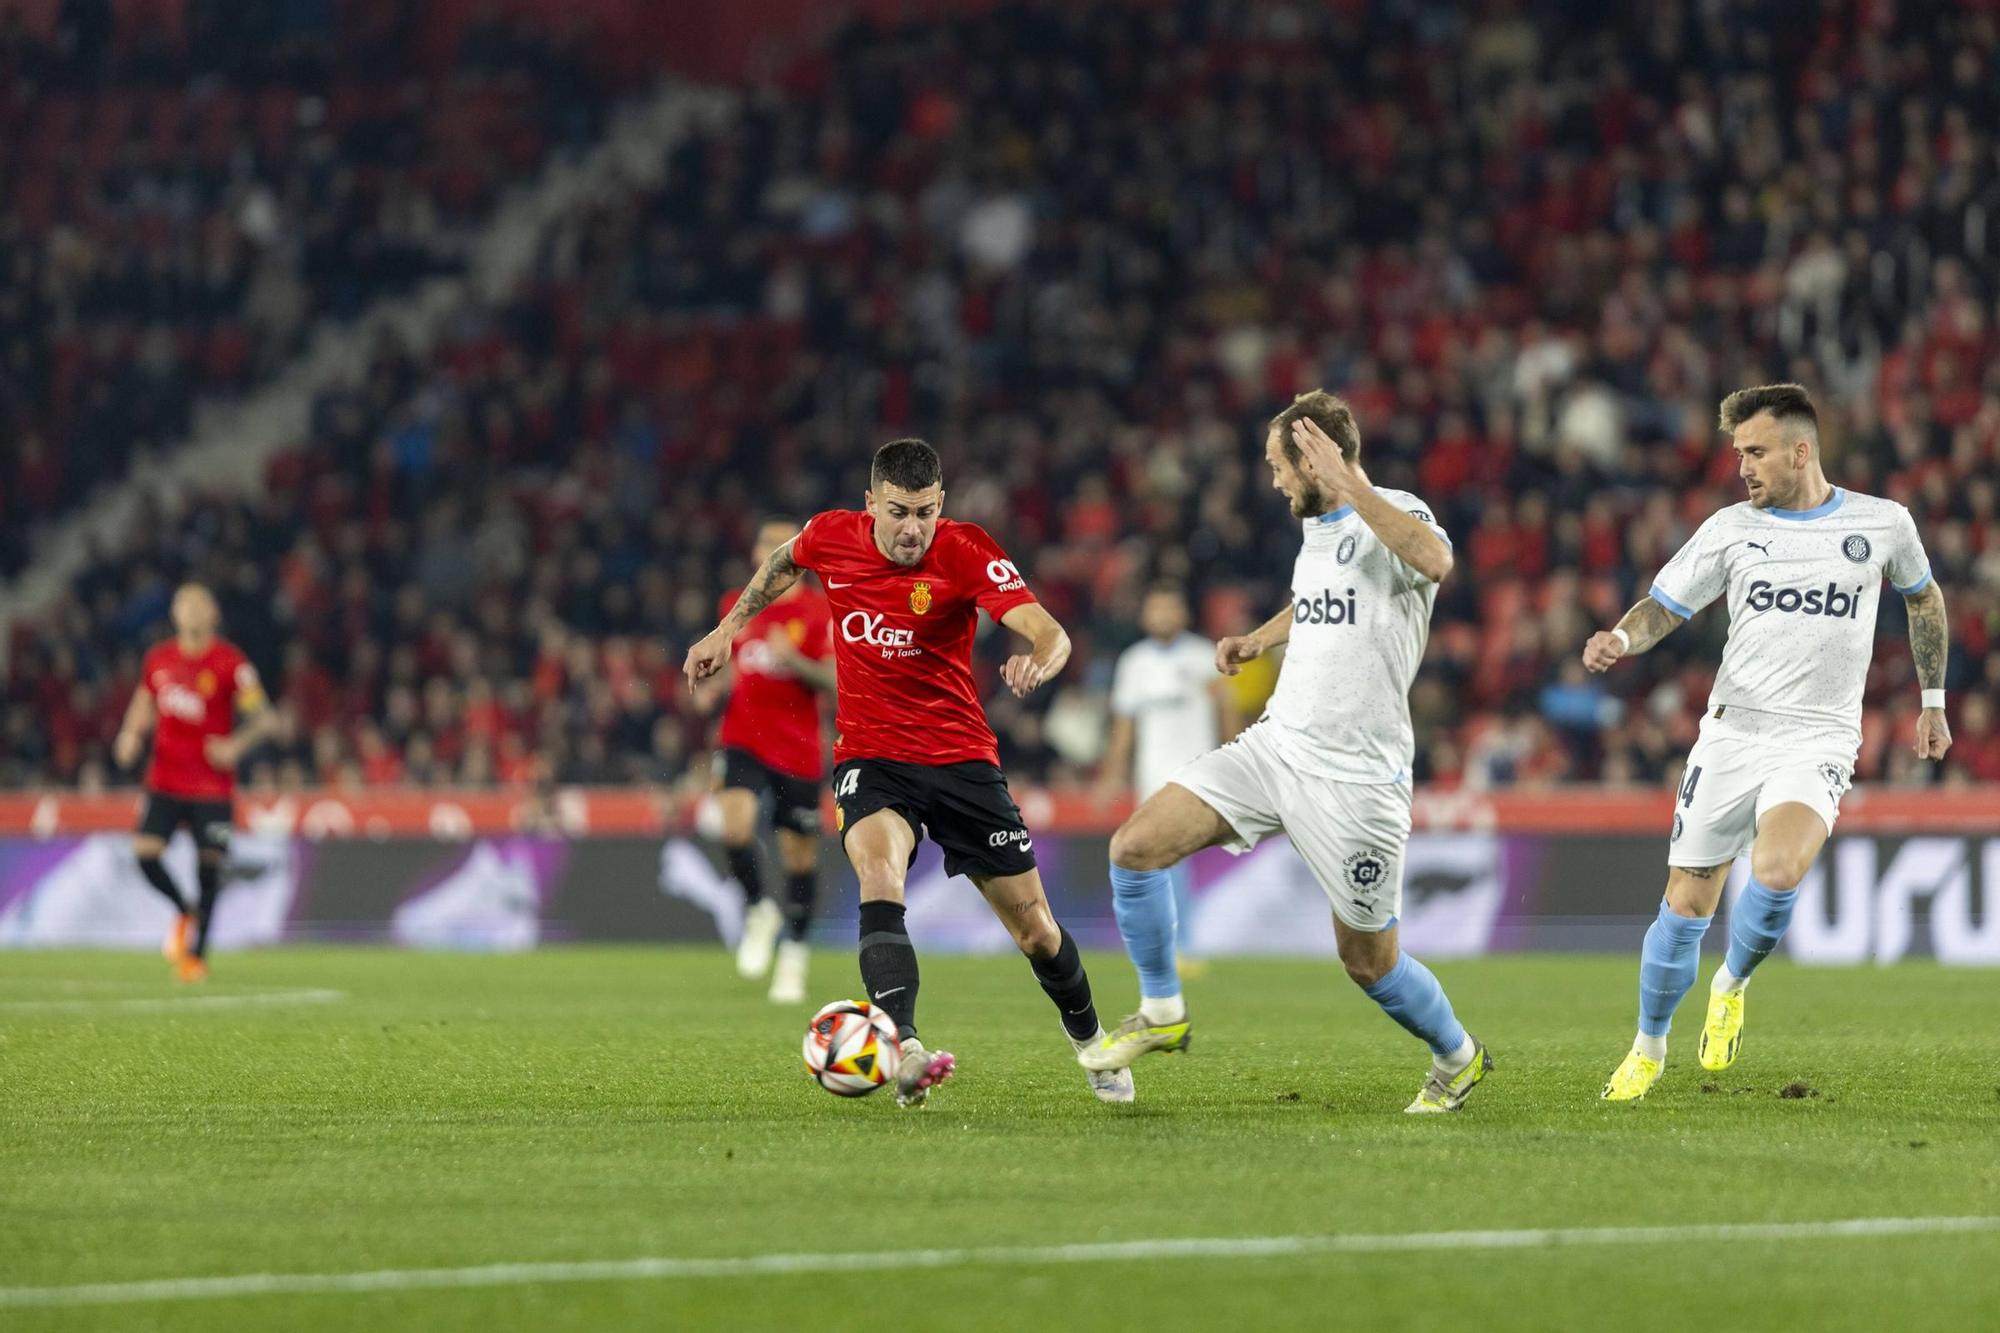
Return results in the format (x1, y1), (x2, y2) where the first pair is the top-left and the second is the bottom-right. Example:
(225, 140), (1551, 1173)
(1031, 926), (1099, 1042)
(193, 859), (222, 958)
(725, 845), (765, 906)
(783, 872), (816, 942)
(138, 856), (188, 914)
(858, 900), (919, 1041)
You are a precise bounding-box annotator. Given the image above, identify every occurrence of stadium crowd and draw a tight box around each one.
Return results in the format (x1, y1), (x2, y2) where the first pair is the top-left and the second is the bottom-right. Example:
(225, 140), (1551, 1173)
(0, 0), (616, 574)
(7, 0), (2000, 796)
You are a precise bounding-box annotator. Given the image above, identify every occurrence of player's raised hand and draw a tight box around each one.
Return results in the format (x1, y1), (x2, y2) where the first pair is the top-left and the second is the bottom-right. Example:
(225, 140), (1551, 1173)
(1290, 418), (1366, 504)
(1001, 653), (1050, 698)
(684, 628), (733, 694)
(1215, 635), (1263, 676)
(1915, 707), (1952, 761)
(1582, 629), (1627, 673)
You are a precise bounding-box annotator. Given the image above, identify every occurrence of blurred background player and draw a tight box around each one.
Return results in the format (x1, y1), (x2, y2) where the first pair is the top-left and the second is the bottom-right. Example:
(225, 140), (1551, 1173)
(1592, 385), (1951, 1102)
(685, 438), (1128, 1108)
(1097, 582), (1240, 973)
(692, 519), (834, 1004)
(111, 583), (276, 982)
(1081, 394), (1492, 1114)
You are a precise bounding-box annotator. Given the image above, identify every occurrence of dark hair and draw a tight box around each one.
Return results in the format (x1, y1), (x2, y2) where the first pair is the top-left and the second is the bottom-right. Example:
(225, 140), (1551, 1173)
(871, 438), (943, 492)
(1270, 390), (1361, 465)
(1719, 383), (1818, 441)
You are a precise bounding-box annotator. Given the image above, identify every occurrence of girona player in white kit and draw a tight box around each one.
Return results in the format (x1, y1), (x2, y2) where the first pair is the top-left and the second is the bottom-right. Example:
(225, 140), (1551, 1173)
(1079, 391), (1493, 1115)
(1593, 384), (1953, 1101)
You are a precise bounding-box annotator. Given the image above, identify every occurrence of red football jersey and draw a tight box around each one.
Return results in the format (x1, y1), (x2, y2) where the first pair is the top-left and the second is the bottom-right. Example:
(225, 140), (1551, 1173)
(788, 510), (1037, 767)
(715, 584), (833, 780)
(141, 638), (264, 799)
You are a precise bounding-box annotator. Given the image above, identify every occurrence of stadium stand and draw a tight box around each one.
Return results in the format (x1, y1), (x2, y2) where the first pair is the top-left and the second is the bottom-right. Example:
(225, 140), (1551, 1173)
(0, 0), (618, 574)
(4, 0), (1997, 796)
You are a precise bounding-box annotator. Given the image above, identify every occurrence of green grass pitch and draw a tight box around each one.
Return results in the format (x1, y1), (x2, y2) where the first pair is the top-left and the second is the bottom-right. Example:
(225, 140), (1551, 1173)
(3, 946), (1998, 1331)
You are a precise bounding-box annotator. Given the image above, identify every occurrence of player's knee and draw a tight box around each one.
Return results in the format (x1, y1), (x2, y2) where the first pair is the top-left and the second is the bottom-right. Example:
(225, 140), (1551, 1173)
(1339, 946), (1396, 989)
(1013, 916), (1061, 959)
(1748, 851), (1807, 892)
(1108, 819), (1169, 872)
(851, 857), (905, 902)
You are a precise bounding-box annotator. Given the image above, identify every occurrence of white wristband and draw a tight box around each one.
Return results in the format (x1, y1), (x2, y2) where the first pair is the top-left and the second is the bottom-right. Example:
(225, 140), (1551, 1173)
(1610, 627), (1631, 653)
(1921, 689), (1946, 710)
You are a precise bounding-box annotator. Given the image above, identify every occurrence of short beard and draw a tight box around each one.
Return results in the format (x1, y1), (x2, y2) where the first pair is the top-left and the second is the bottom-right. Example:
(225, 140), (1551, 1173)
(1289, 482), (1328, 518)
(1746, 477), (1790, 510)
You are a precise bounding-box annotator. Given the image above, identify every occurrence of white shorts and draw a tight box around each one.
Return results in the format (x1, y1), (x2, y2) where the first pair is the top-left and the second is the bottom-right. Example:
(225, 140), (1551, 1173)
(1165, 722), (1411, 932)
(1668, 726), (1853, 868)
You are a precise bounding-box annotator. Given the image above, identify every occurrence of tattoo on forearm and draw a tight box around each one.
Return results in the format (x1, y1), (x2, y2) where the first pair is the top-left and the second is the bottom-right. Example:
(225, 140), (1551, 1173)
(724, 544), (801, 630)
(1615, 598), (1684, 654)
(1907, 583), (1948, 691)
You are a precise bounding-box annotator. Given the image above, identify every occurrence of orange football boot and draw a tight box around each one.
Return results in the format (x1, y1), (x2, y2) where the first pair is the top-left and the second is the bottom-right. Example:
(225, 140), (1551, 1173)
(175, 955), (208, 984)
(162, 914), (194, 963)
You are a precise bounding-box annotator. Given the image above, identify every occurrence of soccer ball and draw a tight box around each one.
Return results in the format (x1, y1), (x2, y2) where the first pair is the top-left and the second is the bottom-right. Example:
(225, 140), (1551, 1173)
(803, 1000), (901, 1097)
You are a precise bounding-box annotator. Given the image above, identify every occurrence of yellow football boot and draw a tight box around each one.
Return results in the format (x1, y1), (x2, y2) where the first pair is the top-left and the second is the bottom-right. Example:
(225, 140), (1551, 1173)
(1699, 988), (1745, 1071)
(1601, 1047), (1664, 1101)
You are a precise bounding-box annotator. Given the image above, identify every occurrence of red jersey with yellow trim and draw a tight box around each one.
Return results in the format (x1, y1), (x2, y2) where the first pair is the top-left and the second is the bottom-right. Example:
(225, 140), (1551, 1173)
(788, 510), (1036, 767)
(141, 638), (263, 799)
(715, 585), (833, 780)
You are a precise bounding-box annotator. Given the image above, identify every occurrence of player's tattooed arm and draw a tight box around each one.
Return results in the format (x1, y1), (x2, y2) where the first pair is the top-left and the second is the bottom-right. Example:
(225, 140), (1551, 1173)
(1905, 580), (1953, 760)
(1216, 605), (1294, 675)
(999, 602), (1071, 698)
(1905, 581), (1948, 690)
(1582, 597), (1684, 673)
(685, 540), (804, 691)
(723, 540), (804, 634)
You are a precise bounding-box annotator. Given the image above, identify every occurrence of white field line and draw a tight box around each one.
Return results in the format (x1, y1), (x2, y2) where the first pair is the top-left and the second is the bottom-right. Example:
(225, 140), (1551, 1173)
(0, 988), (344, 1014)
(2, 1216), (1993, 1309)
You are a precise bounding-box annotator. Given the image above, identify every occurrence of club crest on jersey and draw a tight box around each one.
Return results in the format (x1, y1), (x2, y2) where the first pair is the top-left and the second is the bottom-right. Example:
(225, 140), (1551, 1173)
(909, 582), (933, 615)
(1342, 848), (1390, 891)
(1842, 534), (1871, 563)
(1335, 534), (1358, 565)
(197, 669), (217, 696)
(1672, 814), (1684, 842)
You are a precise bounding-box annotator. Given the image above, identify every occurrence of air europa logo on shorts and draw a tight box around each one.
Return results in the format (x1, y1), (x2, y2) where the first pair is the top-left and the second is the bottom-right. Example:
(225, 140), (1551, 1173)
(1744, 581), (1863, 618)
(841, 611), (915, 647)
(1294, 588), (1359, 625)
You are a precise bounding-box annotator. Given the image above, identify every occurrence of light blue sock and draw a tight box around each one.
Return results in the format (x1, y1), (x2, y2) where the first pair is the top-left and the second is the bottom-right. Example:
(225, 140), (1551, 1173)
(1638, 900), (1712, 1038)
(1109, 864), (1180, 999)
(1169, 863), (1194, 953)
(1362, 953), (1467, 1058)
(1725, 876), (1798, 982)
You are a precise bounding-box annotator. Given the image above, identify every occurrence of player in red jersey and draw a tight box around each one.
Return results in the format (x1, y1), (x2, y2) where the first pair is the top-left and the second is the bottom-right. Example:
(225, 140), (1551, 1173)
(112, 584), (277, 982)
(687, 439), (1131, 1107)
(692, 518), (836, 1004)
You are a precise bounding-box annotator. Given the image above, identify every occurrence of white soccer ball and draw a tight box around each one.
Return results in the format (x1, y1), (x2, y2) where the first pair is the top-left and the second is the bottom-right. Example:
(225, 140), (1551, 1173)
(802, 1000), (901, 1097)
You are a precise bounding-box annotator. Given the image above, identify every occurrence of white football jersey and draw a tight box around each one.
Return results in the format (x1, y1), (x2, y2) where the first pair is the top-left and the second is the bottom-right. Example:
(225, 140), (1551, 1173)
(1649, 487), (1931, 755)
(1262, 487), (1446, 785)
(1110, 632), (1221, 799)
